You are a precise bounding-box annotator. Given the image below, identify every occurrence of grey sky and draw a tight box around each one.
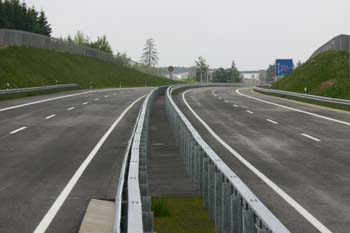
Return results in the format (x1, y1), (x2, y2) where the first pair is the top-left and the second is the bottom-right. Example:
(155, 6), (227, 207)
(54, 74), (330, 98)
(26, 0), (350, 70)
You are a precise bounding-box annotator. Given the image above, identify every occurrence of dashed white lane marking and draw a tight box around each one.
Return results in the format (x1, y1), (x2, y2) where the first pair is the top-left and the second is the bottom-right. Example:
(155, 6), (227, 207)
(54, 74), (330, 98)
(266, 119), (278, 125)
(45, 114), (56, 120)
(10, 126), (27, 134)
(33, 94), (147, 233)
(183, 89), (332, 233)
(246, 110), (254, 114)
(66, 107), (75, 111)
(94, 98), (99, 101)
(104, 96), (109, 98)
(301, 133), (321, 142)
(83, 102), (88, 105)
(236, 88), (350, 126)
(233, 104), (239, 108)
(224, 100), (229, 103)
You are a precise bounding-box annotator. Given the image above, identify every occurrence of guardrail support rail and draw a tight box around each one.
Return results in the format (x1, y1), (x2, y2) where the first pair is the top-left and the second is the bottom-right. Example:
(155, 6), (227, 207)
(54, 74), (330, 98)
(165, 84), (290, 233)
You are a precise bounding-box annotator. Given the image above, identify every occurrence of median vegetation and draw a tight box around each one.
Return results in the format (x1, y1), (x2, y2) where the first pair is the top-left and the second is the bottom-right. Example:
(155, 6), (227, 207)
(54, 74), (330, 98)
(272, 51), (350, 99)
(0, 46), (180, 89)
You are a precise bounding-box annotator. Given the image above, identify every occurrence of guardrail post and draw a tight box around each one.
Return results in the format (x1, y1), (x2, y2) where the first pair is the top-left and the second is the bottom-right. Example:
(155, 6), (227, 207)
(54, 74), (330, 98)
(142, 211), (154, 233)
(208, 163), (216, 220)
(203, 157), (209, 208)
(215, 172), (224, 233)
(242, 202), (255, 233)
(231, 191), (242, 233)
(222, 182), (232, 233)
(199, 150), (204, 195)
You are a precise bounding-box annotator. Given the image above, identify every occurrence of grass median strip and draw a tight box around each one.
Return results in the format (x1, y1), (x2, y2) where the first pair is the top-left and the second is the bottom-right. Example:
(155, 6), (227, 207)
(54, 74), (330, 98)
(152, 196), (214, 233)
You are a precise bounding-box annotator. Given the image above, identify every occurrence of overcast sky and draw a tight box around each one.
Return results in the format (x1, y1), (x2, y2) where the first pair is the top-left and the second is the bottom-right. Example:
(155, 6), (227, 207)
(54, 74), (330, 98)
(25, 0), (350, 70)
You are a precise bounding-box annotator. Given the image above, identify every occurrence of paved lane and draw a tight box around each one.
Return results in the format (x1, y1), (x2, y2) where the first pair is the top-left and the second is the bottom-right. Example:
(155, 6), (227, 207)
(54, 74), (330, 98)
(0, 88), (151, 233)
(175, 87), (350, 233)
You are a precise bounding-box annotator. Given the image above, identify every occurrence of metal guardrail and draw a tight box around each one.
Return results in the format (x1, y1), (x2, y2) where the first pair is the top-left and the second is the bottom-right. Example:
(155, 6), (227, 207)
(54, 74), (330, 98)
(113, 87), (166, 233)
(165, 84), (290, 233)
(254, 87), (350, 106)
(0, 84), (80, 95)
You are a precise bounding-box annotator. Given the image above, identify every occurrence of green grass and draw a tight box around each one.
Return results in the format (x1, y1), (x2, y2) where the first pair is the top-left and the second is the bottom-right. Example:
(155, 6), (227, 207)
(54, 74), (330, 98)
(152, 196), (214, 233)
(272, 51), (350, 99)
(0, 46), (181, 90)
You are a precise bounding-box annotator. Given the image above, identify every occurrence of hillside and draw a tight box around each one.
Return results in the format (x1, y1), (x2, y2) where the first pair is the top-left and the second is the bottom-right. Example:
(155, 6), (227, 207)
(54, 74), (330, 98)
(0, 47), (180, 89)
(272, 51), (350, 99)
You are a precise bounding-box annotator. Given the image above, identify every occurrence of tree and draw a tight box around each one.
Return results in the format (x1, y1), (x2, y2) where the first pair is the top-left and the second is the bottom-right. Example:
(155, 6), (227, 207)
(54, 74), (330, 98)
(296, 60), (302, 68)
(74, 30), (89, 45)
(195, 56), (209, 82)
(90, 35), (113, 54)
(37, 10), (51, 36)
(266, 64), (275, 83)
(231, 60), (241, 82)
(141, 38), (158, 67)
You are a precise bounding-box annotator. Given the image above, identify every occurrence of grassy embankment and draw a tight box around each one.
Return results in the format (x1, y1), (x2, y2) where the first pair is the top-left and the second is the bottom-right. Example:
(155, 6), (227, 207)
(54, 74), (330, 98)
(0, 47), (181, 99)
(269, 51), (350, 111)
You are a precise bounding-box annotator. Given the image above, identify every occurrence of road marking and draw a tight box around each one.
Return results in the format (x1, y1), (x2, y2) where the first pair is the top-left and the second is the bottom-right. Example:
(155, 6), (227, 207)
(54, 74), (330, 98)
(301, 133), (321, 142)
(66, 107), (75, 111)
(246, 110), (254, 114)
(0, 90), (111, 113)
(233, 104), (239, 108)
(236, 88), (350, 126)
(45, 114), (56, 120)
(10, 126), (27, 134)
(33, 94), (146, 233)
(224, 100), (229, 103)
(218, 97), (222, 100)
(113, 93), (117, 96)
(266, 119), (278, 125)
(183, 90), (332, 233)
(104, 96), (109, 98)
(82, 102), (88, 105)
(94, 98), (99, 101)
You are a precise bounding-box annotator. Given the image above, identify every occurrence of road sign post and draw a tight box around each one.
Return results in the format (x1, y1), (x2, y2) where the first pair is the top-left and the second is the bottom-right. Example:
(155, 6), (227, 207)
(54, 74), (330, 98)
(168, 66), (174, 80)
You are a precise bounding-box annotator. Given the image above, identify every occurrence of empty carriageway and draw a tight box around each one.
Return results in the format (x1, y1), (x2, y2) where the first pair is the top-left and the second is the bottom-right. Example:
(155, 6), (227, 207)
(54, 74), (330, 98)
(174, 85), (350, 233)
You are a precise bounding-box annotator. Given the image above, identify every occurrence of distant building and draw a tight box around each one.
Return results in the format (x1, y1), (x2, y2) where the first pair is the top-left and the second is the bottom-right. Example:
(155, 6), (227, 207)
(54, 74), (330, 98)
(240, 70), (262, 85)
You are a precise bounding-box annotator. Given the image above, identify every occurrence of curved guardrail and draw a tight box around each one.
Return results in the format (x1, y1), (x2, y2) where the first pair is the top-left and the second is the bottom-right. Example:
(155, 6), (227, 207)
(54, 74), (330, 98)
(0, 84), (80, 95)
(254, 87), (350, 106)
(113, 87), (166, 233)
(165, 84), (290, 233)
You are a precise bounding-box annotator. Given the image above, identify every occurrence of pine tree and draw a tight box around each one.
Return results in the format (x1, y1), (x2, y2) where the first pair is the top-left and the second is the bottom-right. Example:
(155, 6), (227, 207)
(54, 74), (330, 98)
(38, 10), (51, 36)
(140, 38), (159, 67)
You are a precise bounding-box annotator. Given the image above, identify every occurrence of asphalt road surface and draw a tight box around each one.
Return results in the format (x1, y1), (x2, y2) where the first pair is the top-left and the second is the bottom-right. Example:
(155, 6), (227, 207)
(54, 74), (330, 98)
(0, 88), (152, 233)
(175, 86), (350, 233)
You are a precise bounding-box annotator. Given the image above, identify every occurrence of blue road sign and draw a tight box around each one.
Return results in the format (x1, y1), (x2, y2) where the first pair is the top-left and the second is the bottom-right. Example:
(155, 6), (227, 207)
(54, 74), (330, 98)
(275, 59), (293, 77)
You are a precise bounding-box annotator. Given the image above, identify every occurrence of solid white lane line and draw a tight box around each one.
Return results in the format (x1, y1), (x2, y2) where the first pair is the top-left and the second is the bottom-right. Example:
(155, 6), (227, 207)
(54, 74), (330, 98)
(0, 90), (111, 113)
(246, 110), (254, 114)
(266, 119), (278, 125)
(236, 88), (350, 126)
(182, 90), (332, 233)
(10, 126), (27, 134)
(33, 94), (146, 233)
(301, 133), (321, 142)
(66, 107), (75, 111)
(45, 114), (56, 120)
(233, 104), (239, 108)
(83, 102), (88, 105)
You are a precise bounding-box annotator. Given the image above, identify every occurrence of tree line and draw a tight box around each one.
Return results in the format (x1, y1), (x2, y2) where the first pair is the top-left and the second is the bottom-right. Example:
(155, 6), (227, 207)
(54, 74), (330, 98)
(0, 0), (51, 36)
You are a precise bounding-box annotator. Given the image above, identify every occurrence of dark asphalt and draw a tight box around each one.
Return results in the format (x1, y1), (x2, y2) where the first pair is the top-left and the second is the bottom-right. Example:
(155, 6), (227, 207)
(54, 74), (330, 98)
(175, 87), (350, 233)
(0, 88), (151, 233)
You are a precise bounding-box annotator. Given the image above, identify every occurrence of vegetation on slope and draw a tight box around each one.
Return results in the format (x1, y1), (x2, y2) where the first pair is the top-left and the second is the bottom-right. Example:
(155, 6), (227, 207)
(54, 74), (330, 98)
(0, 47), (180, 89)
(272, 51), (350, 99)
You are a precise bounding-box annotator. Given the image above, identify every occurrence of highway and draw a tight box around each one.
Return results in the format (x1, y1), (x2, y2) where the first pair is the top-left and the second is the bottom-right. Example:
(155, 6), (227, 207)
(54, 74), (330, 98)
(0, 88), (152, 233)
(175, 86), (350, 233)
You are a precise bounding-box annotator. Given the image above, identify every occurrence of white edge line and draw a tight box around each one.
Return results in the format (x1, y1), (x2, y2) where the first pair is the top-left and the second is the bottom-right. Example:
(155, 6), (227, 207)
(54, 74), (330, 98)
(45, 114), (56, 120)
(10, 126), (27, 134)
(182, 89), (332, 233)
(266, 119), (278, 125)
(236, 88), (350, 126)
(33, 94), (146, 233)
(301, 133), (321, 142)
(0, 90), (109, 113)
